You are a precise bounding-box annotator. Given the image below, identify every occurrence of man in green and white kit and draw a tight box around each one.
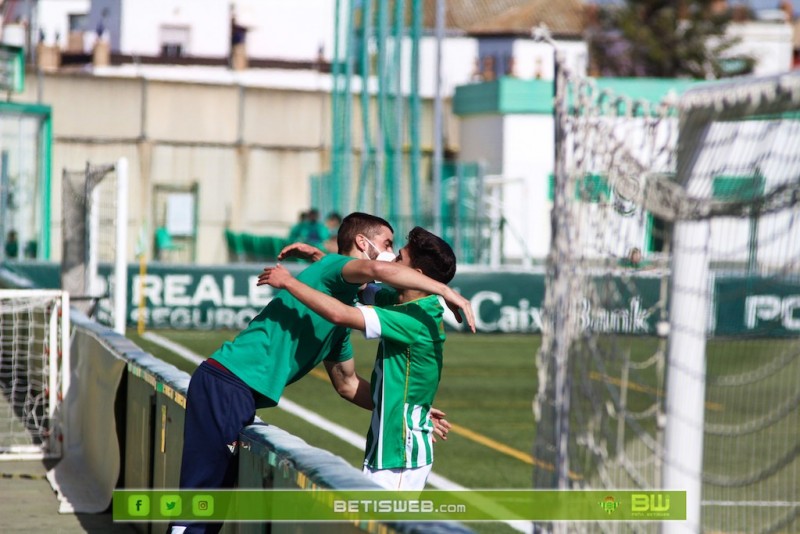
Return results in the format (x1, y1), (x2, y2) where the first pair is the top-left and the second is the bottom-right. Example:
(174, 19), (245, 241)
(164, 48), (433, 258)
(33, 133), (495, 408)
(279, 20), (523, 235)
(260, 226), (457, 490)
(173, 214), (473, 534)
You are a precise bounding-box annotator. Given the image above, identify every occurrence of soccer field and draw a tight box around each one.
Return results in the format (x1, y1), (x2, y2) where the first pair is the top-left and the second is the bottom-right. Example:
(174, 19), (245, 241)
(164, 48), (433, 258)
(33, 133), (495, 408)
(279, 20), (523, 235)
(128, 329), (800, 533)
(129, 330), (541, 534)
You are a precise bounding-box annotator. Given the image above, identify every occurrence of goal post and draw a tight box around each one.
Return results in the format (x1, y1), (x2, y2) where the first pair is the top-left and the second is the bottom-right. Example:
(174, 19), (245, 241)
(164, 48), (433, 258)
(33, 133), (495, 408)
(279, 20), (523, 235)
(63, 158), (129, 334)
(0, 289), (70, 460)
(534, 47), (800, 533)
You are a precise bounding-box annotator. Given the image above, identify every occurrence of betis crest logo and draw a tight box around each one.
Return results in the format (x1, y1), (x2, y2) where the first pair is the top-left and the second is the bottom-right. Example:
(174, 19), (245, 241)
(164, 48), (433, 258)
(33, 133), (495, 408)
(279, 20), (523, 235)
(599, 495), (620, 515)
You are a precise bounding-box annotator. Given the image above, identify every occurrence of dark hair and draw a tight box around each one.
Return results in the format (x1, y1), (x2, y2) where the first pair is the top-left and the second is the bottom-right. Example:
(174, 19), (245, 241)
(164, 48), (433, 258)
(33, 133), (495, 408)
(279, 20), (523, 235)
(405, 226), (456, 284)
(337, 212), (394, 253)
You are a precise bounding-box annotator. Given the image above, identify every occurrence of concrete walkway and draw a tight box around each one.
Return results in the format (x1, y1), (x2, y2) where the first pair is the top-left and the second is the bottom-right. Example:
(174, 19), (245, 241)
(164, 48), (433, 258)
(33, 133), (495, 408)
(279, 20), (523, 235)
(0, 459), (136, 533)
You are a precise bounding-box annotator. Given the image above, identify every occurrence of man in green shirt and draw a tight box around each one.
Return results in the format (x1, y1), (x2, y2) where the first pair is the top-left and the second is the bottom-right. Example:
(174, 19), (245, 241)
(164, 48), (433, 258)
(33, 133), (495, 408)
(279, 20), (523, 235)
(260, 226), (457, 490)
(173, 214), (474, 533)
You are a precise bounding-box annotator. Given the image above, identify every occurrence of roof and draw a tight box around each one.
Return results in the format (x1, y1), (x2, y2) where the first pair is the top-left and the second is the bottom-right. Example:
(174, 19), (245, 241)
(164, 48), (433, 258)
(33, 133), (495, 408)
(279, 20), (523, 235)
(421, 0), (585, 37)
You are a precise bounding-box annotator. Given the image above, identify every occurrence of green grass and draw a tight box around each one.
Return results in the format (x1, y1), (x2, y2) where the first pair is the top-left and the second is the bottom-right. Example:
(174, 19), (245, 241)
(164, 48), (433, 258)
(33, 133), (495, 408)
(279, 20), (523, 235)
(129, 330), (538, 534)
(128, 329), (800, 533)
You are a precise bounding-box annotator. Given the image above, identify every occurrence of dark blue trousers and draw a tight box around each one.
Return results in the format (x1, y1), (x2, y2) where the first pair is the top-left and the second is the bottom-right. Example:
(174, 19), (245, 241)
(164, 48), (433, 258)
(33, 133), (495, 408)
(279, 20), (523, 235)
(172, 360), (256, 534)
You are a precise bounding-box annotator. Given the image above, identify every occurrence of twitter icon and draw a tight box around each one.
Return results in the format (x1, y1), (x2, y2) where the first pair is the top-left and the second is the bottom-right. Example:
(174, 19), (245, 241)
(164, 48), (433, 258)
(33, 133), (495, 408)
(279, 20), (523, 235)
(160, 495), (182, 517)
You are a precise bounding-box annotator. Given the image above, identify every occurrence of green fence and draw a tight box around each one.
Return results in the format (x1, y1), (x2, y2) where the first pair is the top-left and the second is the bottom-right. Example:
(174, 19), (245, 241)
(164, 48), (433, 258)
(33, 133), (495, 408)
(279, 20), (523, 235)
(310, 162), (494, 266)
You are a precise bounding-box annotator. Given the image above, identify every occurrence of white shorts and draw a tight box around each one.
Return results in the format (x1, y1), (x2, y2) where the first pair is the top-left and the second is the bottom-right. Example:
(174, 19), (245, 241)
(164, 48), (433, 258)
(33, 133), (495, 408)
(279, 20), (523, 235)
(362, 463), (432, 491)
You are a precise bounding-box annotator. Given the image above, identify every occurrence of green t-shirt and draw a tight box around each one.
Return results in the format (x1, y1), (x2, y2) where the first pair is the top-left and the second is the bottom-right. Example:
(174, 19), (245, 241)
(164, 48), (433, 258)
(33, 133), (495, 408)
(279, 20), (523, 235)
(213, 254), (360, 407)
(363, 294), (445, 470)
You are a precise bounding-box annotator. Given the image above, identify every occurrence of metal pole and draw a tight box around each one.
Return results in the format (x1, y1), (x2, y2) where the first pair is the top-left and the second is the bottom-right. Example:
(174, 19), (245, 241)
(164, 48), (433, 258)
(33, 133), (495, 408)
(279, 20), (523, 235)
(432, 0), (444, 235)
(357, 0), (373, 212)
(342, 0), (355, 213)
(375, 0), (388, 215)
(391, 0), (405, 227)
(114, 157), (129, 335)
(0, 152), (8, 260)
(86, 163), (99, 298)
(332, 0), (344, 210)
(410, 0), (422, 222)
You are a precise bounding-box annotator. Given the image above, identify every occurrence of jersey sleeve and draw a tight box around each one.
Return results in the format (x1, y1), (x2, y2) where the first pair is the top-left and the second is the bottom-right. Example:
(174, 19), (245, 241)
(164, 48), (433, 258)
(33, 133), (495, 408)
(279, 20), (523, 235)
(357, 306), (382, 339)
(372, 306), (425, 347)
(301, 254), (360, 301)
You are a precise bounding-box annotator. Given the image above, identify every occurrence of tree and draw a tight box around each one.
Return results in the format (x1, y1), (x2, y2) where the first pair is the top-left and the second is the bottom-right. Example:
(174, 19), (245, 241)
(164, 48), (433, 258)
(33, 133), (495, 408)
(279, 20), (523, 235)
(587, 0), (755, 79)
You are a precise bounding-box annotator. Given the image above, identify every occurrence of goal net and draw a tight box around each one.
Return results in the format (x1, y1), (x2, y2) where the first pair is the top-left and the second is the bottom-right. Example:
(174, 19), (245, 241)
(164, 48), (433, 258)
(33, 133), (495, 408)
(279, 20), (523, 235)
(534, 58), (800, 533)
(0, 290), (70, 460)
(62, 159), (128, 334)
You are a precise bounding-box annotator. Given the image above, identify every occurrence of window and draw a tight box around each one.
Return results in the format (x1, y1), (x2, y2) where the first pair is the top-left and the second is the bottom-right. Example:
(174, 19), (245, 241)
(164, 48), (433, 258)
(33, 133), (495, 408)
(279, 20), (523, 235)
(68, 13), (88, 32)
(159, 25), (190, 58)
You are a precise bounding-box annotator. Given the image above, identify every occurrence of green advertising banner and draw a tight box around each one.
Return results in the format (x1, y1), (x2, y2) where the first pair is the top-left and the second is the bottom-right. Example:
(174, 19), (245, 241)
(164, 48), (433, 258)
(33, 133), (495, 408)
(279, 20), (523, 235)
(449, 270), (664, 334)
(113, 489), (686, 522)
(714, 276), (800, 337)
(119, 266), (664, 334)
(5, 261), (799, 336)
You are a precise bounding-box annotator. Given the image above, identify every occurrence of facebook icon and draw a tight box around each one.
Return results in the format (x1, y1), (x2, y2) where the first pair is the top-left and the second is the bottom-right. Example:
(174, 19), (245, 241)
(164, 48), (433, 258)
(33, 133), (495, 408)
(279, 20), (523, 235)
(128, 495), (150, 516)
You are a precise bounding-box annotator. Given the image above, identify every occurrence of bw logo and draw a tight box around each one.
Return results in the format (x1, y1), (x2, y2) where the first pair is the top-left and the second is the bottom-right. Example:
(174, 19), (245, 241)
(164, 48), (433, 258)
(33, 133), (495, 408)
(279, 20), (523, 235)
(599, 496), (620, 515)
(632, 493), (670, 513)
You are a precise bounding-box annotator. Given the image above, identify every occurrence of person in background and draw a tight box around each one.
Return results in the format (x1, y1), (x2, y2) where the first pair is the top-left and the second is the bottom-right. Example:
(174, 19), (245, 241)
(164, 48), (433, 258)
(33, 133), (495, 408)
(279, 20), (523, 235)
(619, 247), (652, 269)
(323, 211), (342, 253)
(287, 209), (328, 250)
(287, 210), (309, 243)
(4, 230), (18, 259)
(302, 208), (328, 249)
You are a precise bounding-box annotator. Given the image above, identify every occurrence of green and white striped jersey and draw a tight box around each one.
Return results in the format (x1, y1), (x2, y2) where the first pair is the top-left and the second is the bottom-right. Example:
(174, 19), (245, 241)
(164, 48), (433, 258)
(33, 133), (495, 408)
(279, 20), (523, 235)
(358, 294), (446, 469)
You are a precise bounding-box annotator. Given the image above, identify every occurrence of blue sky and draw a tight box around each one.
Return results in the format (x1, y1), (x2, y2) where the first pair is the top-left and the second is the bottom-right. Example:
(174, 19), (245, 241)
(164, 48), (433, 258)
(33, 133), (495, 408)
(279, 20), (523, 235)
(748, 0), (798, 10)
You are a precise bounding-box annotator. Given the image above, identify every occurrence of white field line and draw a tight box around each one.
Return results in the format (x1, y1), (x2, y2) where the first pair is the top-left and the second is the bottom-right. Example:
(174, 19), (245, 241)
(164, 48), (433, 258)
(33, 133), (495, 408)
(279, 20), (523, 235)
(702, 501), (800, 507)
(142, 332), (205, 365)
(143, 331), (532, 534)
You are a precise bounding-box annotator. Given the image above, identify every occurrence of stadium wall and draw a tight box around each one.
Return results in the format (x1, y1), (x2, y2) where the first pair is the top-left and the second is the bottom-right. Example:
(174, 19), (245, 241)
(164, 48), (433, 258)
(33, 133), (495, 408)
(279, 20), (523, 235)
(0, 265), (473, 534)
(6, 261), (800, 337)
(15, 71), (459, 265)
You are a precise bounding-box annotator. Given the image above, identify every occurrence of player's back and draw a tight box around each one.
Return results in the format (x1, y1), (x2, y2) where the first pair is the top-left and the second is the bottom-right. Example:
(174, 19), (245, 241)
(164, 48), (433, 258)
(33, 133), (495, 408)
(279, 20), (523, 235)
(212, 254), (359, 406)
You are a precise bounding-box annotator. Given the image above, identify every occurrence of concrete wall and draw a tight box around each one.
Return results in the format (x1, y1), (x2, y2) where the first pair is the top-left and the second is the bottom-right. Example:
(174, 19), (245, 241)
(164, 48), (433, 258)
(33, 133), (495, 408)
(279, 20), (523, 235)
(18, 71), (457, 265)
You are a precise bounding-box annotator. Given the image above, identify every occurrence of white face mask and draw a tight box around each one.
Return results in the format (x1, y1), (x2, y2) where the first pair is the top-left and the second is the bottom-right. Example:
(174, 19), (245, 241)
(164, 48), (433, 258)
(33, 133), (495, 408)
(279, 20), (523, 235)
(363, 237), (396, 262)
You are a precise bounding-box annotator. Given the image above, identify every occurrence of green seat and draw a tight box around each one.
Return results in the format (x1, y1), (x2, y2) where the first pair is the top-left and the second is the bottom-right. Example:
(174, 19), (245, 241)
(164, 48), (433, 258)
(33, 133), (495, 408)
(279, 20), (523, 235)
(154, 227), (181, 260)
(225, 229), (246, 262)
(241, 233), (258, 262)
(271, 236), (288, 259)
(252, 235), (269, 261)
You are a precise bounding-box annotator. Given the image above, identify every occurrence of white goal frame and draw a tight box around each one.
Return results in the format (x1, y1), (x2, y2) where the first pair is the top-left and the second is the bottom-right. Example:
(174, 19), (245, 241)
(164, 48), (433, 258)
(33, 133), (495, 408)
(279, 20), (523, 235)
(0, 289), (70, 460)
(87, 157), (129, 335)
